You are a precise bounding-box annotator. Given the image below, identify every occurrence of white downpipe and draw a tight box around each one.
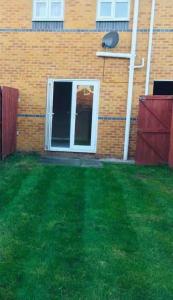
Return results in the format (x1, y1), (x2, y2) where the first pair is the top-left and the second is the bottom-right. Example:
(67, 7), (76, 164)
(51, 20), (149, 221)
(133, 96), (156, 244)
(145, 0), (156, 95)
(123, 0), (140, 160)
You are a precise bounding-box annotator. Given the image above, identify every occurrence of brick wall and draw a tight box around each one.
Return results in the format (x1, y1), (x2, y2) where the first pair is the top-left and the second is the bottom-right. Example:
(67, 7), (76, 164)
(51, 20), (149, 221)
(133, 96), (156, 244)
(1, 0), (173, 158)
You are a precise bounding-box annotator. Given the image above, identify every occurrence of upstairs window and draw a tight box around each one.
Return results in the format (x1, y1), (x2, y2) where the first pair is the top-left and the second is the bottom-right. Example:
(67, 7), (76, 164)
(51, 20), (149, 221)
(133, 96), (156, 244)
(33, 0), (64, 21)
(97, 0), (130, 21)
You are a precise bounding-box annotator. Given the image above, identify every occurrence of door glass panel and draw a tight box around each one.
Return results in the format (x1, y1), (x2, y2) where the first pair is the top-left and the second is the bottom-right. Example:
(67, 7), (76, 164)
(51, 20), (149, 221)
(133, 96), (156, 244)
(51, 82), (72, 147)
(74, 85), (94, 146)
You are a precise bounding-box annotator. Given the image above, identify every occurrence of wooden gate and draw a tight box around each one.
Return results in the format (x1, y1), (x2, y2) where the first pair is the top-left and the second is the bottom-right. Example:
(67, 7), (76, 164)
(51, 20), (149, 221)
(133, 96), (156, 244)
(136, 96), (173, 165)
(0, 86), (19, 159)
(169, 113), (173, 167)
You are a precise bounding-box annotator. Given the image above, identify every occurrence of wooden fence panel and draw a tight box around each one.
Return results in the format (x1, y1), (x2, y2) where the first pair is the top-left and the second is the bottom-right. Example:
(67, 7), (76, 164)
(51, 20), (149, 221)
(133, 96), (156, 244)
(1, 86), (19, 159)
(0, 90), (2, 157)
(136, 96), (173, 165)
(169, 110), (173, 168)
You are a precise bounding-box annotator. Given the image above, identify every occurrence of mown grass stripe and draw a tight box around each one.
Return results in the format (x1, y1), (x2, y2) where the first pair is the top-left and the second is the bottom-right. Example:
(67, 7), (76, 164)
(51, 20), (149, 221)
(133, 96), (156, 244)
(0, 155), (173, 300)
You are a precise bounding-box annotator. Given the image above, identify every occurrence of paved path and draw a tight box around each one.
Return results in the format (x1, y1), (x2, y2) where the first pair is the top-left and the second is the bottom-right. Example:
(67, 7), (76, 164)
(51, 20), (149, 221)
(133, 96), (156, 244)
(40, 157), (103, 168)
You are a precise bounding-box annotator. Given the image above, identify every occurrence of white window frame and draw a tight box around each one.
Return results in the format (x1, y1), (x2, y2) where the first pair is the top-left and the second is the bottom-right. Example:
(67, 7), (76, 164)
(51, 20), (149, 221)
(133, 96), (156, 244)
(33, 0), (64, 21)
(97, 0), (130, 21)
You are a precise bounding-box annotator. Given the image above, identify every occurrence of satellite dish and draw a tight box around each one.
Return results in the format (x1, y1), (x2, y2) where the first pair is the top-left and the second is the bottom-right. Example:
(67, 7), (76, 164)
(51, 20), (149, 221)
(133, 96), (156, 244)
(102, 31), (119, 49)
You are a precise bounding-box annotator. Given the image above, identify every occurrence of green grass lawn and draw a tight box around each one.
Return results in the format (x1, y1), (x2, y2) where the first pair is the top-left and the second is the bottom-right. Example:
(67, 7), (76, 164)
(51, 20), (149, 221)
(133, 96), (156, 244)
(0, 154), (173, 300)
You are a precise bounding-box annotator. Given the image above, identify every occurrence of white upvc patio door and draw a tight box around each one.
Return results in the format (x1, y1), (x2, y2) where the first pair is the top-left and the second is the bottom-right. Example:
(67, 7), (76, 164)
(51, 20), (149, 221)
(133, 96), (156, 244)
(45, 79), (100, 153)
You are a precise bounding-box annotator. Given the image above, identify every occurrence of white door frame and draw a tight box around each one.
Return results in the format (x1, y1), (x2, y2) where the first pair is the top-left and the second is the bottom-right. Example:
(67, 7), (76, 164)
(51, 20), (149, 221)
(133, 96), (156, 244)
(45, 79), (100, 153)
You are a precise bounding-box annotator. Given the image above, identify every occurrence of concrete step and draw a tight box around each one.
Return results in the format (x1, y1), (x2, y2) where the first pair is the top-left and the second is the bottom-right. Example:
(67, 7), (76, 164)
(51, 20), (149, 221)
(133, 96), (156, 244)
(40, 156), (103, 168)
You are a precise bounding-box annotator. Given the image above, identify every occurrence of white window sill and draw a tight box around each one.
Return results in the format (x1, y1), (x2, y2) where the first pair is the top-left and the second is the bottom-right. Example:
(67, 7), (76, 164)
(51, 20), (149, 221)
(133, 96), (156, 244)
(96, 18), (130, 22)
(32, 18), (64, 22)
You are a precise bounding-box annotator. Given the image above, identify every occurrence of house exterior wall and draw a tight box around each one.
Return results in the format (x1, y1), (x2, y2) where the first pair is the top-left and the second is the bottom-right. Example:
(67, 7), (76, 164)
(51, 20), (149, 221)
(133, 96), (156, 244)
(0, 0), (173, 158)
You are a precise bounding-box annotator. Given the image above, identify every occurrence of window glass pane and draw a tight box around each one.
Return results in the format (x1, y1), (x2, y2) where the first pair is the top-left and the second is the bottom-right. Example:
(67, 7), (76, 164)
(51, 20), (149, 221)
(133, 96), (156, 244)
(50, 1), (61, 17)
(115, 2), (129, 18)
(35, 2), (47, 17)
(100, 2), (112, 17)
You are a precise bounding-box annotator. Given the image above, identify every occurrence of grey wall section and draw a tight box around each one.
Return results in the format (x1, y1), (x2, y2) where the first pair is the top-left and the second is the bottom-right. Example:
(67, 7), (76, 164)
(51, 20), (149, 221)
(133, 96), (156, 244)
(32, 21), (64, 30)
(96, 21), (129, 31)
(2, 27), (172, 33)
(17, 114), (137, 121)
(32, 21), (128, 31)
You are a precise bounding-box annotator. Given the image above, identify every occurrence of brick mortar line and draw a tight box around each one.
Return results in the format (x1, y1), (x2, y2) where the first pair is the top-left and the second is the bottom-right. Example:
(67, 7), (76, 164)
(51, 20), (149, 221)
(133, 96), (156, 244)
(17, 114), (137, 121)
(18, 114), (45, 118)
